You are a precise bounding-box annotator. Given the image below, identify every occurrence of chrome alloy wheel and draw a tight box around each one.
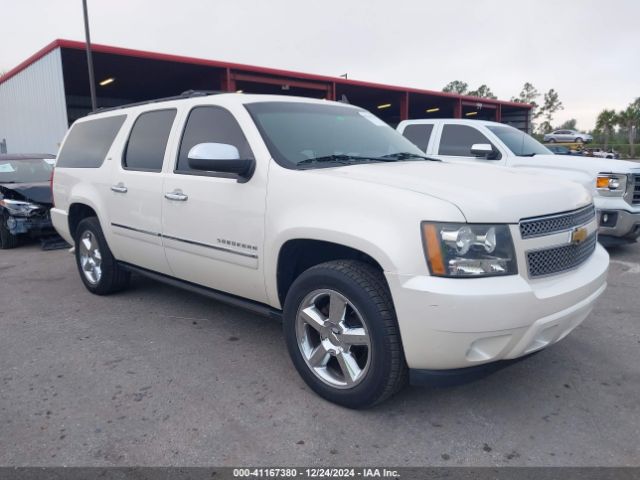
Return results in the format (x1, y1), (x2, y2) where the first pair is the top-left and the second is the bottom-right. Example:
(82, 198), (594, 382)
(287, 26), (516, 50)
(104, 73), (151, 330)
(295, 289), (371, 389)
(79, 230), (102, 285)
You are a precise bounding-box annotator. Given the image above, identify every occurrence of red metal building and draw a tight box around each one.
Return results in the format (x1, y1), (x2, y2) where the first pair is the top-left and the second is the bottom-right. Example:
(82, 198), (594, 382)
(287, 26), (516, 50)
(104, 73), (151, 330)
(0, 39), (532, 154)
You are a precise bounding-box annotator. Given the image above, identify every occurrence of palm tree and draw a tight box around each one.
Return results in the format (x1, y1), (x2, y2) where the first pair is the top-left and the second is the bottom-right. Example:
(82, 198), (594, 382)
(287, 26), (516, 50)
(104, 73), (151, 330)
(617, 104), (640, 158)
(596, 109), (617, 149)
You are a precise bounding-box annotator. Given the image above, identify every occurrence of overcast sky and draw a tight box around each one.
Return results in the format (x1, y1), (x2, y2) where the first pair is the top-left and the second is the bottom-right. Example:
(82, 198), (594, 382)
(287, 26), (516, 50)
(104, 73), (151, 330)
(1, 0), (638, 130)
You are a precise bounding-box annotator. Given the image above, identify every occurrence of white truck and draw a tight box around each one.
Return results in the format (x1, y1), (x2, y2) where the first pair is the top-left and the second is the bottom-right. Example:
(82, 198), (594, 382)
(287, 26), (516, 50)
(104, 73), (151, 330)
(51, 93), (608, 408)
(398, 119), (640, 246)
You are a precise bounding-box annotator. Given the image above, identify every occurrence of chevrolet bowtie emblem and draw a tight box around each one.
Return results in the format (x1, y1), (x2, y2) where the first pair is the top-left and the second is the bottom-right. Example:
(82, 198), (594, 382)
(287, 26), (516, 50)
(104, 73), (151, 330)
(571, 226), (588, 245)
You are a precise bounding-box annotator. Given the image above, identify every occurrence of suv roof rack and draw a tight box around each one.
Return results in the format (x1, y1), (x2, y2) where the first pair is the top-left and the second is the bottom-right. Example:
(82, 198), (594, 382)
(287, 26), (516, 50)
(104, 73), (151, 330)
(88, 90), (224, 115)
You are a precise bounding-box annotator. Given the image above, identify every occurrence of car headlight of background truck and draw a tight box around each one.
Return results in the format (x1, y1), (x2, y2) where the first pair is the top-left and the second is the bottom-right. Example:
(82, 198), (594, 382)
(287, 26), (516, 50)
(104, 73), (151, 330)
(596, 174), (627, 196)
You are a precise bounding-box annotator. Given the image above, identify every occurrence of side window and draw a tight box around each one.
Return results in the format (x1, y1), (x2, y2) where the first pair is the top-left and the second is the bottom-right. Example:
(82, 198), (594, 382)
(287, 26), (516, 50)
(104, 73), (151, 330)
(56, 115), (126, 168)
(402, 124), (434, 152)
(123, 109), (177, 172)
(176, 106), (253, 174)
(438, 125), (495, 157)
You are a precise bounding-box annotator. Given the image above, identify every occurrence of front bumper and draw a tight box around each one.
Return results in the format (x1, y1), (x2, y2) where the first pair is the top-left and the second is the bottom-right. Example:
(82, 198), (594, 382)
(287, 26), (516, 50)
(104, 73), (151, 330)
(598, 209), (640, 241)
(6, 213), (53, 236)
(385, 243), (609, 370)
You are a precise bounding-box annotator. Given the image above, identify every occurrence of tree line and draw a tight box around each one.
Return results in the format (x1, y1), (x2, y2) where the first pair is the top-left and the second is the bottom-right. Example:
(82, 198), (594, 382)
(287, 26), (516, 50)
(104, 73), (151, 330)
(443, 81), (563, 134)
(594, 100), (640, 156)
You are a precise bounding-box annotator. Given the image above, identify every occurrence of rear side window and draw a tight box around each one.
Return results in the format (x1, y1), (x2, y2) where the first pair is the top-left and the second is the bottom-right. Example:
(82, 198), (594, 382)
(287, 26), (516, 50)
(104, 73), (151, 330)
(176, 106), (253, 173)
(402, 124), (434, 152)
(56, 115), (126, 168)
(123, 109), (176, 171)
(438, 124), (494, 156)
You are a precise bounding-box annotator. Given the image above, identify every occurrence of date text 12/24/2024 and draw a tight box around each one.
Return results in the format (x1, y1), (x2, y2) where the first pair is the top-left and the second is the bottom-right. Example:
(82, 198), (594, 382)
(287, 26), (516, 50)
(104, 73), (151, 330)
(233, 468), (400, 478)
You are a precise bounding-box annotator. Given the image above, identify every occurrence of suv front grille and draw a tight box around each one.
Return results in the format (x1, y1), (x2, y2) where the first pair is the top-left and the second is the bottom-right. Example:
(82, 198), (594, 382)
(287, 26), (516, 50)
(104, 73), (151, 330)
(527, 233), (597, 278)
(630, 174), (640, 205)
(519, 204), (595, 239)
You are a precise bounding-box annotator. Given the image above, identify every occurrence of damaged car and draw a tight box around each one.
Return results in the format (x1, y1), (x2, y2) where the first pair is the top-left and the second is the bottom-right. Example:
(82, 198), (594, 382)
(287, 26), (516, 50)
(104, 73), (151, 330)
(0, 154), (56, 249)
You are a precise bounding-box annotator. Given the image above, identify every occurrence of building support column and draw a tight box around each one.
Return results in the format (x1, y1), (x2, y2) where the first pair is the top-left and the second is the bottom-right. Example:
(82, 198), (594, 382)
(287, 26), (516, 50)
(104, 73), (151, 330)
(400, 92), (409, 120)
(453, 99), (462, 118)
(220, 68), (235, 92)
(327, 82), (336, 101)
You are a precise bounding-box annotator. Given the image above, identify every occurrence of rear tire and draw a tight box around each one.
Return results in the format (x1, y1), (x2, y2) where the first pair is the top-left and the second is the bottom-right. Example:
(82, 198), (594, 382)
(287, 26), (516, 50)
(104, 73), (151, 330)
(548, 138), (556, 143)
(74, 217), (130, 295)
(283, 260), (407, 408)
(0, 213), (19, 249)
(575, 137), (584, 143)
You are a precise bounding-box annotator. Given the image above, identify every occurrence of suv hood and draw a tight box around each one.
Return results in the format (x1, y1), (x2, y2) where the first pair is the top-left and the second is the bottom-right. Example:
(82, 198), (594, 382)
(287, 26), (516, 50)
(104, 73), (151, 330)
(310, 161), (591, 223)
(0, 182), (52, 206)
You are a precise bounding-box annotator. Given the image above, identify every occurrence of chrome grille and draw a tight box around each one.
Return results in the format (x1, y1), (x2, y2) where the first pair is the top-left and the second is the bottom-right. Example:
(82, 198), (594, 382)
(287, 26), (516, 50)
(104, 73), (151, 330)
(527, 233), (597, 278)
(631, 174), (640, 205)
(519, 204), (595, 239)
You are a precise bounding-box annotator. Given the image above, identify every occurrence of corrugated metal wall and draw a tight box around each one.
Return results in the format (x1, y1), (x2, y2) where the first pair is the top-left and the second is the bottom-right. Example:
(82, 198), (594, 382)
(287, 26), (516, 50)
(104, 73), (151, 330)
(0, 48), (68, 155)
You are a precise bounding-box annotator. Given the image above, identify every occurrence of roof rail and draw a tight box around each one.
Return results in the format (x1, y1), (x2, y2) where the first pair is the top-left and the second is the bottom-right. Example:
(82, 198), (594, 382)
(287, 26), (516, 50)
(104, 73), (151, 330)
(88, 90), (224, 115)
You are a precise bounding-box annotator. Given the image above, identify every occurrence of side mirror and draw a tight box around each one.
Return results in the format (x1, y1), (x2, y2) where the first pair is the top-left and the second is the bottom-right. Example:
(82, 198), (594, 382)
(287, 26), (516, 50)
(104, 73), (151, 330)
(187, 143), (255, 179)
(471, 143), (498, 160)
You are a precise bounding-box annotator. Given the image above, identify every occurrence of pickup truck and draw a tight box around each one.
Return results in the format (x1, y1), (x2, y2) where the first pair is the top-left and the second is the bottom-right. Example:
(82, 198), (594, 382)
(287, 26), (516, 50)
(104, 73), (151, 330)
(398, 119), (640, 246)
(51, 92), (608, 408)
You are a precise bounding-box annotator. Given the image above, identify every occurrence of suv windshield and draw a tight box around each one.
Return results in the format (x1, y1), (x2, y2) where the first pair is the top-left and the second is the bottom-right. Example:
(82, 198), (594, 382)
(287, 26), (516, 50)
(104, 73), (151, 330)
(245, 102), (428, 169)
(487, 125), (551, 157)
(0, 158), (53, 183)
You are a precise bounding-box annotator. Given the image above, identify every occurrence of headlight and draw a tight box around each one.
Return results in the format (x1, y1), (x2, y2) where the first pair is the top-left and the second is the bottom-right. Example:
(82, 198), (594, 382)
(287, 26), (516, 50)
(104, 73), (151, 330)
(0, 198), (43, 216)
(421, 222), (517, 277)
(596, 174), (627, 196)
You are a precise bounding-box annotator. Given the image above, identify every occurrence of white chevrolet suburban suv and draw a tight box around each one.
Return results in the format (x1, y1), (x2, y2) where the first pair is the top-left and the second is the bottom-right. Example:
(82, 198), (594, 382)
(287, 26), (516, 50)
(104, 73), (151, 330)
(398, 119), (640, 246)
(51, 92), (609, 408)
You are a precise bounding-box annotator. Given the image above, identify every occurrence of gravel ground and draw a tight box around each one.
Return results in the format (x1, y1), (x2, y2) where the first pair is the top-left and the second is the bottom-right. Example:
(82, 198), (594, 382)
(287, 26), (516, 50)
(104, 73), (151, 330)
(0, 241), (638, 467)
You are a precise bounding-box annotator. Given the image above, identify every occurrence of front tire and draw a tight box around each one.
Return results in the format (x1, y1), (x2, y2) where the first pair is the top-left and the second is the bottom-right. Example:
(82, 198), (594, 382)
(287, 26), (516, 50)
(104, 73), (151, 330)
(575, 137), (584, 143)
(283, 260), (407, 408)
(548, 138), (556, 143)
(74, 217), (130, 295)
(0, 213), (19, 249)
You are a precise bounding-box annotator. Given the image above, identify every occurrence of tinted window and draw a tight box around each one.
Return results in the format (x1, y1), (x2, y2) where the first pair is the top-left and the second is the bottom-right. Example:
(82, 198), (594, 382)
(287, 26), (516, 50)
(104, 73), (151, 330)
(245, 102), (424, 169)
(176, 106), (253, 173)
(486, 125), (551, 157)
(124, 109), (176, 171)
(402, 124), (434, 152)
(438, 125), (494, 156)
(57, 115), (126, 168)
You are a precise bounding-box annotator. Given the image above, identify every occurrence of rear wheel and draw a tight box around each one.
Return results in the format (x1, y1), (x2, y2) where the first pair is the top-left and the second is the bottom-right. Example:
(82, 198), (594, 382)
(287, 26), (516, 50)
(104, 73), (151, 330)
(575, 137), (584, 143)
(548, 138), (556, 143)
(74, 217), (130, 295)
(0, 213), (19, 249)
(283, 260), (407, 408)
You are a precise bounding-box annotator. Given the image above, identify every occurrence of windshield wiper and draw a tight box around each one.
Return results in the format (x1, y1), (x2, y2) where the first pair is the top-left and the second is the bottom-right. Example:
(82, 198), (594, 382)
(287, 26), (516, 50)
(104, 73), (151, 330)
(518, 153), (538, 157)
(297, 154), (395, 167)
(380, 152), (441, 162)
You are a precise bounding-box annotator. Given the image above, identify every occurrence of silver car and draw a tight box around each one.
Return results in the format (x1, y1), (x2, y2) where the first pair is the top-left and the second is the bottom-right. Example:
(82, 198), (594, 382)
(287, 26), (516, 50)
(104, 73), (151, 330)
(543, 129), (593, 143)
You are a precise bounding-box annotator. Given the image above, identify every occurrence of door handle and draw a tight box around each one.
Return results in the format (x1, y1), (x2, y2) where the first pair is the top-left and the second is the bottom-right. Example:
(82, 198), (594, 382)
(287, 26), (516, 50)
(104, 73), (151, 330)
(164, 190), (188, 201)
(111, 183), (128, 193)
